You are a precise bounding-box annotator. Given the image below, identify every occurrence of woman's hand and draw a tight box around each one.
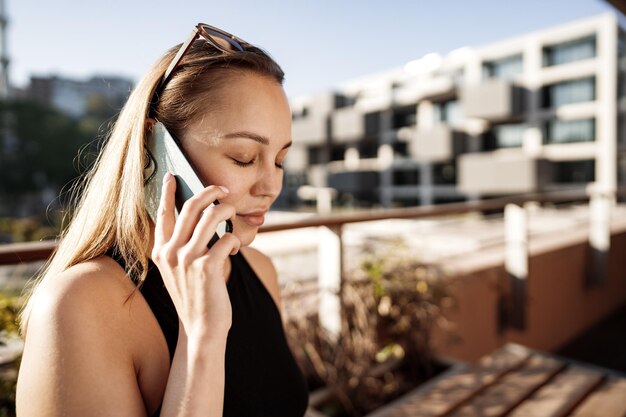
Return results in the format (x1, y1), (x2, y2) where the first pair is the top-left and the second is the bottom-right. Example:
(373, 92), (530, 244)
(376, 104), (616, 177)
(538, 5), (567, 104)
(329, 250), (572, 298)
(151, 172), (240, 340)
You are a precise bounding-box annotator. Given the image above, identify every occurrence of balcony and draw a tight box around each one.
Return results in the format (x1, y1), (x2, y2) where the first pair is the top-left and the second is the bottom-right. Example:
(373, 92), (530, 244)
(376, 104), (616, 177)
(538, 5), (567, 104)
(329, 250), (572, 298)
(330, 107), (364, 143)
(460, 79), (524, 121)
(458, 152), (551, 195)
(393, 76), (456, 105)
(291, 92), (337, 145)
(291, 115), (328, 146)
(407, 125), (466, 163)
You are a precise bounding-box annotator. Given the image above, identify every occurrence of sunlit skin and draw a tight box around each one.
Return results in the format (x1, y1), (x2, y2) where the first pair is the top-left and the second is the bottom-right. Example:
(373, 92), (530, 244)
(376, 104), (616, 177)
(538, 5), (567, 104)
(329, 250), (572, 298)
(14, 72), (295, 416)
(147, 72), (292, 271)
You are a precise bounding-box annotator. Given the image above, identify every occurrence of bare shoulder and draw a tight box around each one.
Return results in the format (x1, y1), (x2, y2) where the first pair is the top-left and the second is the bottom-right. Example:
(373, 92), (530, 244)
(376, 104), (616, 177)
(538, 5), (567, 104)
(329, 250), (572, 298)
(17, 256), (150, 416)
(24, 256), (139, 335)
(240, 246), (282, 312)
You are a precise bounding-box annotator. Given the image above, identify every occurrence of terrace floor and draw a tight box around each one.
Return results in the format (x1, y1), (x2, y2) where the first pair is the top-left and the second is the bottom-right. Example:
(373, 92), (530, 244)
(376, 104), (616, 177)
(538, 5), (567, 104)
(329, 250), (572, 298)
(557, 302), (626, 374)
(365, 343), (626, 417)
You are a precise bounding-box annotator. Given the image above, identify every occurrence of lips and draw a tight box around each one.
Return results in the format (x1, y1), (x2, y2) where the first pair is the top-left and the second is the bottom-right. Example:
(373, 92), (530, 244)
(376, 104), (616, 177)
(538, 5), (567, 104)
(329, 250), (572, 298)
(237, 210), (267, 227)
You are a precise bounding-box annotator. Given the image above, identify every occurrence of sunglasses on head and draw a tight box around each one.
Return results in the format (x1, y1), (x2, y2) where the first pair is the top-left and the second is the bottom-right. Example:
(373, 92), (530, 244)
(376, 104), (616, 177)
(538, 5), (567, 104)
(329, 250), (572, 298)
(155, 23), (249, 96)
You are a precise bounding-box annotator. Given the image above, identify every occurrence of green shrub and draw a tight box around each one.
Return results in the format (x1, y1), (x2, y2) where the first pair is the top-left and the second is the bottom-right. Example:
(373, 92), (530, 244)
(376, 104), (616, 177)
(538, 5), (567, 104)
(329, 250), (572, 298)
(0, 216), (58, 243)
(0, 293), (24, 417)
(284, 239), (456, 416)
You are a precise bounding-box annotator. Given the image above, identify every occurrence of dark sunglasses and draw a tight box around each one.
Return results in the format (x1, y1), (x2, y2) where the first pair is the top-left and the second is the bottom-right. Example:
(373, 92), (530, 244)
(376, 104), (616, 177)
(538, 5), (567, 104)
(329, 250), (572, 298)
(155, 23), (249, 95)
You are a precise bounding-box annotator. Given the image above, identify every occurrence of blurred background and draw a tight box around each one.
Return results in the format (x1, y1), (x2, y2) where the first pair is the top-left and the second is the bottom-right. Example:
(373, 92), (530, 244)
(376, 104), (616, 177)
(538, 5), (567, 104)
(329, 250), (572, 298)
(0, 1), (625, 416)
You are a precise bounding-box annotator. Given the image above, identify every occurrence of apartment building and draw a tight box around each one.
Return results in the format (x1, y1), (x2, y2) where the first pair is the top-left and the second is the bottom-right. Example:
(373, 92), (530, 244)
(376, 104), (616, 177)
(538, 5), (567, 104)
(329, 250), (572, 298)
(26, 75), (133, 118)
(285, 13), (626, 209)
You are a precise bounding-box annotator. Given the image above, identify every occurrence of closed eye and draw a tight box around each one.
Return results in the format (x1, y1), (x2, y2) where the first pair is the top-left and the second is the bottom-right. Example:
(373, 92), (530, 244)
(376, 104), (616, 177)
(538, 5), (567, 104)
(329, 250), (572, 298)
(232, 158), (284, 169)
(232, 158), (255, 167)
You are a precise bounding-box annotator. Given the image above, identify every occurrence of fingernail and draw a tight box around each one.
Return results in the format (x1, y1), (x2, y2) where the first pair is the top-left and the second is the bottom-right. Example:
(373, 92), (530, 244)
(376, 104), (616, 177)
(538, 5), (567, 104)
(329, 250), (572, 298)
(163, 172), (173, 183)
(219, 186), (230, 193)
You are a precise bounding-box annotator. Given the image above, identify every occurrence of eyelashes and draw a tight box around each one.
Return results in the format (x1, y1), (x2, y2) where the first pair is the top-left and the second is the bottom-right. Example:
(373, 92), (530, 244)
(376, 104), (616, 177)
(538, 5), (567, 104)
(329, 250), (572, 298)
(232, 158), (284, 169)
(232, 158), (255, 167)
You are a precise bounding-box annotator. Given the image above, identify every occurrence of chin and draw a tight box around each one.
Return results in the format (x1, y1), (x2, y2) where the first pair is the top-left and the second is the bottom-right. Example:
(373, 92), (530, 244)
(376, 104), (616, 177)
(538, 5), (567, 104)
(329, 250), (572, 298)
(236, 235), (254, 248)
(232, 227), (257, 248)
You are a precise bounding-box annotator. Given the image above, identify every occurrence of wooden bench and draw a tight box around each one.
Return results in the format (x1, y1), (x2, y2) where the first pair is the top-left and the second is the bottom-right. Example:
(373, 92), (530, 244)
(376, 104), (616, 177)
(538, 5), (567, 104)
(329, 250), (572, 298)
(365, 343), (626, 417)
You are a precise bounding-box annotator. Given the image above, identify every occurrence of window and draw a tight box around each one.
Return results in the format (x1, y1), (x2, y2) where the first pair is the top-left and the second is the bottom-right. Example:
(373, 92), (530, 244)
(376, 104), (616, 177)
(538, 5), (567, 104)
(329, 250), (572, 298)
(481, 131), (498, 152)
(393, 197), (420, 207)
(334, 94), (356, 109)
(328, 171), (379, 207)
(330, 144), (347, 161)
(542, 77), (595, 108)
(433, 196), (467, 204)
(358, 140), (378, 159)
(433, 100), (462, 127)
(308, 145), (327, 165)
(393, 168), (420, 185)
(392, 141), (409, 157)
(619, 115), (626, 146)
(552, 160), (595, 184)
(544, 119), (595, 145)
(482, 54), (523, 80)
(392, 106), (417, 129)
(364, 112), (381, 138)
(493, 123), (525, 148)
(284, 172), (307, 187)
(433, 161), (457, 185)
(619, 156), (626, 185)
(291, 106), (309, 120)
(543, 35), (596, 67)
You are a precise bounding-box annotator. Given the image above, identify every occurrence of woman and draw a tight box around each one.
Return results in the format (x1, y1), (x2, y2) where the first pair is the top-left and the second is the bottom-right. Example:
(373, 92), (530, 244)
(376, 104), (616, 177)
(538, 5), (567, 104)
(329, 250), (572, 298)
(16, 23), (309, 416)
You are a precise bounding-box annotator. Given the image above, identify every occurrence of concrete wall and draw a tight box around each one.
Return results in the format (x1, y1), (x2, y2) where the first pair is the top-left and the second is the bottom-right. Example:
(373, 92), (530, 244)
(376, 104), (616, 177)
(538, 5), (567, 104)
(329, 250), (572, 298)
(433, 229), (626, 362)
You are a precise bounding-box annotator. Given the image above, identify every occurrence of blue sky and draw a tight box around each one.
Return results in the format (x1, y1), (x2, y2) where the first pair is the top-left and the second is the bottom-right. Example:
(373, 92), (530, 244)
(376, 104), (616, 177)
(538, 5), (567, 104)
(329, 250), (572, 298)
(8, 0), (615, 98)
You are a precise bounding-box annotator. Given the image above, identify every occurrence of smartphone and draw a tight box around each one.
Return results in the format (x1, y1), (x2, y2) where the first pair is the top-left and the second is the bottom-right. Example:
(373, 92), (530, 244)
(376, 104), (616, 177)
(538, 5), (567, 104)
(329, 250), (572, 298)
(144, 121), (233, 248)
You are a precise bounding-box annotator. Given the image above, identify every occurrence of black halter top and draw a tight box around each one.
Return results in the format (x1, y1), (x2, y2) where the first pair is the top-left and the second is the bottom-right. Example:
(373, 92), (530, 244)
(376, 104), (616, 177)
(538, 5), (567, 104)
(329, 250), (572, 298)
(106, 249), (309, 416)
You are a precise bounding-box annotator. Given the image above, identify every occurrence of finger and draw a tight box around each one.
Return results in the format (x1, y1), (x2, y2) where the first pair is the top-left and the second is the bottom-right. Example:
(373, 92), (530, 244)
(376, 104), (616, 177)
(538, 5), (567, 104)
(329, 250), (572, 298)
(207, 233), (242, 269)
(186, 203), (236, 257)
(154, 172), (176, 249)
(168, 185), (230, 247)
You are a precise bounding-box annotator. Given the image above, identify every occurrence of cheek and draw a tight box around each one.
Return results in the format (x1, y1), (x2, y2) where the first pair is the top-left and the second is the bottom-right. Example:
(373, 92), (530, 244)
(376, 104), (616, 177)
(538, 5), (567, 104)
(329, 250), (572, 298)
(215, 187), (244, 209)
(210, 174), (254, 217)
(203, 169), (246, 202)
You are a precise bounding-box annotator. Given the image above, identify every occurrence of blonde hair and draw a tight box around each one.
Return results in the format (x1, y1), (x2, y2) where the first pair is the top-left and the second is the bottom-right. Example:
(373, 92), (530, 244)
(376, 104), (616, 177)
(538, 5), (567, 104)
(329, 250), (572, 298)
(19, 39), (285, 334)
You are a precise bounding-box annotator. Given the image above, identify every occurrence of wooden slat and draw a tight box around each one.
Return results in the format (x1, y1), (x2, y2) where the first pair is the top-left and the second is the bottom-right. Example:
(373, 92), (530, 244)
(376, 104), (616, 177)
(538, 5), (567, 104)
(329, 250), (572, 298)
(449, 354), (565, 417)
(569, 378), (626, 417)
(366, 344), (530, 417)
(363, 344), (626, 417)
(508, 367), (605, 417)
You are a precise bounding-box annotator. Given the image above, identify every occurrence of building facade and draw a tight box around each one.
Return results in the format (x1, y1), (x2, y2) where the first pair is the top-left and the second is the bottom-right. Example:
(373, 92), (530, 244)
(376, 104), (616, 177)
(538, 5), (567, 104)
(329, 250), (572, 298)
(26, 75), (133, 118)
(285, 13), (626, 209)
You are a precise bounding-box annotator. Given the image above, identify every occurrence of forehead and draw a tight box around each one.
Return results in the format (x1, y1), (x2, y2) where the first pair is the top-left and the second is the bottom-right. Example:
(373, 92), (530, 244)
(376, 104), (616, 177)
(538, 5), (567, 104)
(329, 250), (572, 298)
(185, 72), (292, 146)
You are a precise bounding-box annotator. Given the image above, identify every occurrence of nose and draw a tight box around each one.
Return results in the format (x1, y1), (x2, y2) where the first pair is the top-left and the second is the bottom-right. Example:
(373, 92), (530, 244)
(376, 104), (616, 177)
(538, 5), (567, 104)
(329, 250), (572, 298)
(250, 162), (283, 199)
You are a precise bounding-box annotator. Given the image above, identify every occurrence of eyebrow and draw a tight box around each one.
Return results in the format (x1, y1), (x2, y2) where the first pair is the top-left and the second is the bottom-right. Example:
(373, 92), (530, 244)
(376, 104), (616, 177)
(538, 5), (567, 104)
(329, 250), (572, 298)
(223, 131), (292, 149)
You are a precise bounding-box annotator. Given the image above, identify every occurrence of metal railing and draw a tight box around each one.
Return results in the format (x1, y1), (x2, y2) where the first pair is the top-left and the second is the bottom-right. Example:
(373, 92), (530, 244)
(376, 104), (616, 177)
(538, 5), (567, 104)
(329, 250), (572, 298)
(0, 188), (612, 265)
(1, 187), (625, 332)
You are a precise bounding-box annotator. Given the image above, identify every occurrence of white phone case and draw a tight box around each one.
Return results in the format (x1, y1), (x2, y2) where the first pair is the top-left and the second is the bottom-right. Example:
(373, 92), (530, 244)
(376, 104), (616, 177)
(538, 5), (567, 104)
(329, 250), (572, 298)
(144, 122), (232, 245)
